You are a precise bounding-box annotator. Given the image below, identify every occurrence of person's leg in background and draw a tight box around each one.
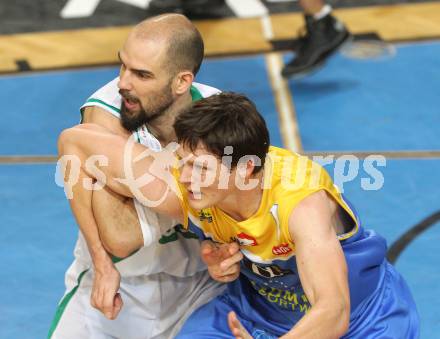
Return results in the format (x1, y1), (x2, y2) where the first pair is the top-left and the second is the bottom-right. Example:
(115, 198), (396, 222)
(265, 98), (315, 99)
(282, 0), (351, 78)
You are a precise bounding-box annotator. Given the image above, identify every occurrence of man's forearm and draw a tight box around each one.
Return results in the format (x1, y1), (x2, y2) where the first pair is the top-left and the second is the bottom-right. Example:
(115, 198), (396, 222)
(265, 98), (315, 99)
(69, 168), (114, 269)
(64, 164), (123, 319)
(281, 302), (349, 339)
(92, 186), (144, 258)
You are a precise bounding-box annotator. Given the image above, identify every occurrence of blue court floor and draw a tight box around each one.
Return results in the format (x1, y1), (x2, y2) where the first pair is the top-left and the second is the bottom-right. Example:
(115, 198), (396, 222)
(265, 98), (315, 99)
(1, 40), (439, 338)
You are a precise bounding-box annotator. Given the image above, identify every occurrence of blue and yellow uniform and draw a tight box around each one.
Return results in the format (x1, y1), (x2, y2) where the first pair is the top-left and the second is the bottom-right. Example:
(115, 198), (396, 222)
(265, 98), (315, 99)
(177, 147), (419, 338)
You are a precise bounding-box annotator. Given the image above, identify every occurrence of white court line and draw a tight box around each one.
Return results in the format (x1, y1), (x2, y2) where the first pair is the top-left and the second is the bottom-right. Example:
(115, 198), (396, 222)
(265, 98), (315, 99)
(117, 0), (152, 9)
(261, 14), (274, 40)
(226, 0), (268, 18)
(265, 54), (302, 152)
(61, 0), (101, 18)
(61, 0), (151, 18)
(260, 15), (302, 153)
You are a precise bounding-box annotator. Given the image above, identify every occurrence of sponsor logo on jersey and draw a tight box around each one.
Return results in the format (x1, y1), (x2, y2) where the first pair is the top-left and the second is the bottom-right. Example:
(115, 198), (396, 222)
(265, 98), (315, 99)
(199, 209), (213, 223)
(159, 224), (198, 244)
(243, 257), (293, 278)
(272, 243), (293, 255)
(236, 232), (258, 246)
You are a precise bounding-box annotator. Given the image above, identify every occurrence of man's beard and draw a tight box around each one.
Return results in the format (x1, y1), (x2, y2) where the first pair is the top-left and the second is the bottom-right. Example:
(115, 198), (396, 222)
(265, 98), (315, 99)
(119, 86), (174, 132)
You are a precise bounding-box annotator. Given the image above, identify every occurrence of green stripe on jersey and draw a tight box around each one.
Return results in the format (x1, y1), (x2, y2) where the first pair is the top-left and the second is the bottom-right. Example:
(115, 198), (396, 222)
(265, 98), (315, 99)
(190, 85), (203, 101)
(111, 248), (140, 263)
(86, 98), (121, 114)
(47, 269), (89, 338)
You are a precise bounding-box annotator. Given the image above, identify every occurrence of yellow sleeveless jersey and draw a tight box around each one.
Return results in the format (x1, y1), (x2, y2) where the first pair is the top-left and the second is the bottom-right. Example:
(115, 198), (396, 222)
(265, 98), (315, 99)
(177, 146), (359, 261)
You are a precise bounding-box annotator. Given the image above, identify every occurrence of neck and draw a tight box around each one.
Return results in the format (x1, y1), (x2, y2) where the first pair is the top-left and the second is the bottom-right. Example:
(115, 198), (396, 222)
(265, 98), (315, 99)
(147, 90), (193, 145)
(217, 171), (265, 221)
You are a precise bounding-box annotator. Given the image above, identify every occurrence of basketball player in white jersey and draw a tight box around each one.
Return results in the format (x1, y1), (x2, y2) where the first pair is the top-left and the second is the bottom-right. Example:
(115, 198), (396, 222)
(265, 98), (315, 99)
(49, 14), (231, 339)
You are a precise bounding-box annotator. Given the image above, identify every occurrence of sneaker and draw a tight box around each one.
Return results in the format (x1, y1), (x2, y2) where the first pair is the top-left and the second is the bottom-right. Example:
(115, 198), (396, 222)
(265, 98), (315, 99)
(148, 0), (184, 15)
(183, 0), (230, 20)
(281, 14), (351, 78)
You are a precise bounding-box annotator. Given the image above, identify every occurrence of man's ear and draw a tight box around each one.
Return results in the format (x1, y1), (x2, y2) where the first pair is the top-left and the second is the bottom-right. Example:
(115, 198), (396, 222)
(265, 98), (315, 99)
(174, 71), (194, 95)
(246, 158), (258, 178)
(237, 157), (258, 179)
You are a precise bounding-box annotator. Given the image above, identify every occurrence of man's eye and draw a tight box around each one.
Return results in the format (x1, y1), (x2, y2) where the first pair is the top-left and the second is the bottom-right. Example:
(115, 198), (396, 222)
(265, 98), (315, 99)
(137, 72), (150, 79)
(194, 163), (205, 171)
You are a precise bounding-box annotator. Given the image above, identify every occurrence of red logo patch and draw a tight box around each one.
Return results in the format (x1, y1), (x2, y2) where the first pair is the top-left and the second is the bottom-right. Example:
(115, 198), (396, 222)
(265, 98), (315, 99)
(272, 243), (292, 255)
(236, 232), (257, 246)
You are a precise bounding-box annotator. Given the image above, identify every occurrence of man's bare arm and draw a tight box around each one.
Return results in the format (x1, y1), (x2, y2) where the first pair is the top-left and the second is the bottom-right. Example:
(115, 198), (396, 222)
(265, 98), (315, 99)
(92, 186), (143, 258)
(62, 107), (136, 319)
(227, 190), (350, 339)
(282, 190), (350, 339)
(82, 106), (144, 257)
(58, 123), (184, 223)
(82, 106), (130, 137)
(63, 157), (123, 319)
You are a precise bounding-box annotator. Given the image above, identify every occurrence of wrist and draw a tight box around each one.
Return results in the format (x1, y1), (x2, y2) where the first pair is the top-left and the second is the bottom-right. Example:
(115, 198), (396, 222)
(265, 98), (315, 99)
(90, 244), (113, 268)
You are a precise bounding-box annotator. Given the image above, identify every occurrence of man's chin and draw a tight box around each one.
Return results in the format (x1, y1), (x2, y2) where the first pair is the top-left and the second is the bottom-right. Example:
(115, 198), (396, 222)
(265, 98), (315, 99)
(120, 110), (145, 131)
(188, 196), (207, 209)
(120, 116), (144, 132)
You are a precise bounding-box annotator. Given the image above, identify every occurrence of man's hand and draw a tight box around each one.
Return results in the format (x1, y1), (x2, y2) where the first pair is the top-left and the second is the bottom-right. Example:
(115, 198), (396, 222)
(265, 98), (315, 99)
(201, 241), (243, 283)
(228, 311), (253, 339)
(90, 254), (123, 320)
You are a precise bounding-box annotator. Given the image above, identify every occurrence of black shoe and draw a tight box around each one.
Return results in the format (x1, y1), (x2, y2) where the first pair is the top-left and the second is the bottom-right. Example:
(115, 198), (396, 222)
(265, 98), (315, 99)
(281, 14), (351, 78)
(183, 0), (230, 20)
(148, 0), (184, 15)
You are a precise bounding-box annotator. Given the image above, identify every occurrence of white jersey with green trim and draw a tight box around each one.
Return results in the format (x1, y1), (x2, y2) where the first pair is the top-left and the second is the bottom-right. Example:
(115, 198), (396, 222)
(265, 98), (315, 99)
(51, 78), (224, 339)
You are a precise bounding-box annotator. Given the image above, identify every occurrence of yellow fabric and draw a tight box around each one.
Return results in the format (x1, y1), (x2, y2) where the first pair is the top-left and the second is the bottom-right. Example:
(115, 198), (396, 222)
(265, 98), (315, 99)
(175, 146), (359, 263)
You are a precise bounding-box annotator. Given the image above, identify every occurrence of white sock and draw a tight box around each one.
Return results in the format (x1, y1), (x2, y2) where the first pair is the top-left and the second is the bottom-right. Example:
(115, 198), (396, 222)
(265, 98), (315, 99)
(313, 4), (332, 20)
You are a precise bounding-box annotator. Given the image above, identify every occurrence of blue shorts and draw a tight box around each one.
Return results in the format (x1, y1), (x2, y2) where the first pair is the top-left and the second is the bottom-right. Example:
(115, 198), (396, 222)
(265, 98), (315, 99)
(175, 292), (278, 339)
(176, 262), (419, 338)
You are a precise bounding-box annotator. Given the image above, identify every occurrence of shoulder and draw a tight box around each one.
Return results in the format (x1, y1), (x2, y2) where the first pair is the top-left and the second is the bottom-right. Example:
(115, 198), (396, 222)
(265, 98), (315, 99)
(291, 190), (331, 217)
(265, 148), (335, 227)
(81, 77), (122, 118)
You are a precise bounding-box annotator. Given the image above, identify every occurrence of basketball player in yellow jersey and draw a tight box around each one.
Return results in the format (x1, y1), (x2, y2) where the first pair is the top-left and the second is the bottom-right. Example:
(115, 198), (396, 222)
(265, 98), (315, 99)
(58, 92), (419, 338)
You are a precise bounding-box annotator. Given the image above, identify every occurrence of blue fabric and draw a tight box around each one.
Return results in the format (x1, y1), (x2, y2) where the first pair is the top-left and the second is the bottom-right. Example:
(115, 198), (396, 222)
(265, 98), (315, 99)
(176, 285), (278, 339)
(342, 262), (420, 338)
(178, 229), (420, 338)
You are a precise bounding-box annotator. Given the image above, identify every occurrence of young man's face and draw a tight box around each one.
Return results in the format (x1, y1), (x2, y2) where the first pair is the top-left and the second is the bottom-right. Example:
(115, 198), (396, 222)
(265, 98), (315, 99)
(177, 143), (237, 210)
(117, 34), (175, 131)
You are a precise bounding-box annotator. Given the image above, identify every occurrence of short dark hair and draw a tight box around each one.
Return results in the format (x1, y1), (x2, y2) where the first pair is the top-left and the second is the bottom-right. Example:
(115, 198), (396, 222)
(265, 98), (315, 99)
(174, 92), (270, 173)
(166, 25), (204, 76)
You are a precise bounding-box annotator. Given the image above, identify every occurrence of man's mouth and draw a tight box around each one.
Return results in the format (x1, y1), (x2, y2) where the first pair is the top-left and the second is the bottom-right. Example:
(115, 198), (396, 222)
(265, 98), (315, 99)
(122, 96), (140, 111)
(187, 189), (202, 200)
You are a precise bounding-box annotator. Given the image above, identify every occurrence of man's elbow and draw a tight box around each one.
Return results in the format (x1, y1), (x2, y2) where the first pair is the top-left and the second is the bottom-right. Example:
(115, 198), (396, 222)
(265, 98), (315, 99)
(101, 236), (141, 259)
(316, 298), (350, 338)
(99, 223), (144, 259)
(334, 299), (350, 336)
(58, 128), (74, 155)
